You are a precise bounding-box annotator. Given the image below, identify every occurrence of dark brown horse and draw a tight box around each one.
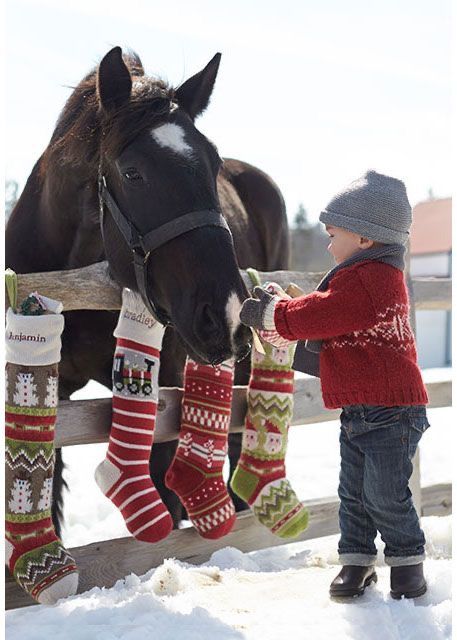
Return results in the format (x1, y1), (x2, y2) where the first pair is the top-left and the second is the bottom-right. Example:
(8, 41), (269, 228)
(5, 47), (289, 536)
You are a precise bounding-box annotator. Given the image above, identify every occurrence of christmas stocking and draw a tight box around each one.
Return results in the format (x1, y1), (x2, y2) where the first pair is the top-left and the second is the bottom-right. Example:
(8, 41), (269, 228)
(165, 358), (236, 539)
(94, 289), (173, 543)
(5, 294), (79, 604)
(230, 340), (309, 538)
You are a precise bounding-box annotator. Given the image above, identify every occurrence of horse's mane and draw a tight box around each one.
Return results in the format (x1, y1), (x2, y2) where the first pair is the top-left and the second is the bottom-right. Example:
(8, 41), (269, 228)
(41, 51), (175, 178)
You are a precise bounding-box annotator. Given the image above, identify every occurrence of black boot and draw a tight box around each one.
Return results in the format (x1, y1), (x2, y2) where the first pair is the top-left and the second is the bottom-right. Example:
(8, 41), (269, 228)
(330, 565), (377, 598)
(390, 563), (427, 599)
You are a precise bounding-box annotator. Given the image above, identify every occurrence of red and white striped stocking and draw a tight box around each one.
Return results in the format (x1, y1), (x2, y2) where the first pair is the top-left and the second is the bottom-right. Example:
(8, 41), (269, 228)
(94, 290), (173, 543)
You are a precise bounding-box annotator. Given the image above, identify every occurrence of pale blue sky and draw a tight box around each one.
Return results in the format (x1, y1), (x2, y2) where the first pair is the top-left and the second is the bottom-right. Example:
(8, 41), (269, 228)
(6, 0), (452, 223)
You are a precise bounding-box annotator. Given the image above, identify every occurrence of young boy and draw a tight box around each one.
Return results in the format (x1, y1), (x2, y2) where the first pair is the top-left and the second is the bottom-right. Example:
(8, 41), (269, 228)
(239, 170), (430, 599)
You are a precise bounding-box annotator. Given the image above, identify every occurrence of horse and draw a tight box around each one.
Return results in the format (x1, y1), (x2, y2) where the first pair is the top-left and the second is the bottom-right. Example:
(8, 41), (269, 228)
(5, 47), (290, 537)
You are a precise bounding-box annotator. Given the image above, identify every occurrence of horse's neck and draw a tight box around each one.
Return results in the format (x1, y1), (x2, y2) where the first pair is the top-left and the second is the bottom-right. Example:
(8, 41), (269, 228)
(6, 159), (104, 273)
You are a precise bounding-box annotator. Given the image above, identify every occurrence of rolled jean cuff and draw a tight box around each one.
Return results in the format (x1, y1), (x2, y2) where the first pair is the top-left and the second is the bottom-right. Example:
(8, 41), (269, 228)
(384, 554), (425, 567)
(338, 553), (377, 567)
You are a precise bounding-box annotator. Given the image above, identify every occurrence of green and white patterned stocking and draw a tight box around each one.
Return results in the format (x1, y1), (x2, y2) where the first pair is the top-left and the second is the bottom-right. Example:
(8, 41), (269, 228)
(230, 338), (309, 538)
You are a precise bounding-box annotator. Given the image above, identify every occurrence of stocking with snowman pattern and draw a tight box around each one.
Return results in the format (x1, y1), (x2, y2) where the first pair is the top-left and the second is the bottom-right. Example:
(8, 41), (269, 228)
(230, 339), (309, 538)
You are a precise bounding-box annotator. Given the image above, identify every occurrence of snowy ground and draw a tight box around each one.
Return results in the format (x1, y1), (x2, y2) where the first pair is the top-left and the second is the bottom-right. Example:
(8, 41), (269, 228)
(6, 516), (452, 640)
(5, 368), (453, 639)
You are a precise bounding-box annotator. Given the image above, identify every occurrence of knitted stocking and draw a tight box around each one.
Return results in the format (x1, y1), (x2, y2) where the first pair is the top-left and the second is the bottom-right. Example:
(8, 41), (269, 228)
(165, 358), (236, 539)
(94, 289), (173, 543)
(230, 340), (309, 538)
(5, 296), (79, 604)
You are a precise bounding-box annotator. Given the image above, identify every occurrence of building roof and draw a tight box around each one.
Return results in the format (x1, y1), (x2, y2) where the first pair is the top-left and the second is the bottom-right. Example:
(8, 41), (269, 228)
(410, 197), (452, 255)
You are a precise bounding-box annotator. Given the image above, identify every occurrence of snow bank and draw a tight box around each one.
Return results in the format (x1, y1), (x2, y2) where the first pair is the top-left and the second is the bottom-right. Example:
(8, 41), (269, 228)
(6, 515), (452, 640)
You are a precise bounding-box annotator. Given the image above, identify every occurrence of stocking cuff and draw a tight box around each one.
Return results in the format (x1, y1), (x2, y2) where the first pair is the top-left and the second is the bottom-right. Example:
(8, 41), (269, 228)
(262, 297), (279, 331)
(5, 308), (64, 365)
(114, 289), (165, 348)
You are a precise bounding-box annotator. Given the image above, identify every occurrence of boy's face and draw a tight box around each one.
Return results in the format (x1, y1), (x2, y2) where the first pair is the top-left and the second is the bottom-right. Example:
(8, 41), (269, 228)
(325, 225), (374, 263)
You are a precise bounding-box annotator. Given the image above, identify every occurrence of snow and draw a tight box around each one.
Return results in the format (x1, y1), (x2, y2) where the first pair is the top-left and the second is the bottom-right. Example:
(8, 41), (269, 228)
(6, 517), (452, 640)
(5, 368), (453, 638)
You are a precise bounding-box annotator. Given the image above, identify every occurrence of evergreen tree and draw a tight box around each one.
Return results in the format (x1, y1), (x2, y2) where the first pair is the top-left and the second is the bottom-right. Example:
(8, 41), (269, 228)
(293, 203), (310, 230)
(13, 372), (39, 407)
(5, 180), (19, 219)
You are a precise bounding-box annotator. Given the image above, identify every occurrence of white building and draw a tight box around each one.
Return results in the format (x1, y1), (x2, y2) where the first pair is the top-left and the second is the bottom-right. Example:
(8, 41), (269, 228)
(409, 197), (452, 368)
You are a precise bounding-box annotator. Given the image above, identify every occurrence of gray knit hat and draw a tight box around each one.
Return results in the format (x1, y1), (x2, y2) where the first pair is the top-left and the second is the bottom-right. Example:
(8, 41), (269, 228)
(319, 170), (412, 244)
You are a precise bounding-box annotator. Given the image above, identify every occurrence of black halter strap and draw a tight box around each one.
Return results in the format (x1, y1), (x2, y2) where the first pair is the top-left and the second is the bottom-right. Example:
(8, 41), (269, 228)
(98, 172), (232, 327)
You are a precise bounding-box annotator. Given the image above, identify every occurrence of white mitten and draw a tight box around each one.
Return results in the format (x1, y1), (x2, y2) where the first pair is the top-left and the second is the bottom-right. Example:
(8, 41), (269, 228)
(257, 282), (296, 348)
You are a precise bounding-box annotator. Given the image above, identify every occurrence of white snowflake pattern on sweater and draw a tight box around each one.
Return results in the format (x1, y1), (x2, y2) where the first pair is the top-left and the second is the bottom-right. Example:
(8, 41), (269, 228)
(325, 303), (414, 352)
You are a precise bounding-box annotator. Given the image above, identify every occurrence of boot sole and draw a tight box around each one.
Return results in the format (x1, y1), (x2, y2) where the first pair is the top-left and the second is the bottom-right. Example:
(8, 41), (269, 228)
(390, 582), (427, 600)
(330, 571), (378, 598)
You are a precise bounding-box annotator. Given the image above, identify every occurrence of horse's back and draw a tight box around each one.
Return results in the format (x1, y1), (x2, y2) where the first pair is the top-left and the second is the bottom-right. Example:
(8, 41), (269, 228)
(220, 158), (289, 271)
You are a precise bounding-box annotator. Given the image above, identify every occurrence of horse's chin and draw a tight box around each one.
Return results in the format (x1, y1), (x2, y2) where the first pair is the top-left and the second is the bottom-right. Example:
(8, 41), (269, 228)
(174, 329), (251, 367)
(180, 339), (234, 367)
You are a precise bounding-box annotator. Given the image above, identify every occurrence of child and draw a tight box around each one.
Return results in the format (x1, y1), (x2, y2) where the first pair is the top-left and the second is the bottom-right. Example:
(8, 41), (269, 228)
(239, 170), (430, 599)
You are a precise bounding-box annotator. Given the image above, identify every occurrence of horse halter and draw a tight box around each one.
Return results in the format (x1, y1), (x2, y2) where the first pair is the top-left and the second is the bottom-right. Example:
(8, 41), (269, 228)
(98, 170), (232, 327)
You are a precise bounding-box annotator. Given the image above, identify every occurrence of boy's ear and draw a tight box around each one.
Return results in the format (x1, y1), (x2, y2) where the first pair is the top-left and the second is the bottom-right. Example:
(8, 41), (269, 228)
(360, 237), (375, 249)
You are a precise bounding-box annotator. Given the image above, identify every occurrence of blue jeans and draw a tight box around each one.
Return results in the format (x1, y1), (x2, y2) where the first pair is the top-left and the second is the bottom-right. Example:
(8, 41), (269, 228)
(338, 404), (430, 567)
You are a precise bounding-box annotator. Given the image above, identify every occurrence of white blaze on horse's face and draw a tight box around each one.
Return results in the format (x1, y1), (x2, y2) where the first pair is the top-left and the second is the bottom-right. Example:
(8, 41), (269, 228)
(151, 123), (193, 157)
(225, 291), (243, 346)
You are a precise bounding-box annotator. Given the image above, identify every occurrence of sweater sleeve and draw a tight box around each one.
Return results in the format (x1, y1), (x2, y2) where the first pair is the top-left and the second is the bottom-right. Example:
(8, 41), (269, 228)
(274, 268), (378, 341)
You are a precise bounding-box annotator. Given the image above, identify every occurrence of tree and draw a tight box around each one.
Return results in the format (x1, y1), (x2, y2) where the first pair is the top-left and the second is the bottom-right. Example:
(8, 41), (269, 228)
(293, 203), (310, 230)
(5, 180), (19, 219)
(13, 372), (39, 407)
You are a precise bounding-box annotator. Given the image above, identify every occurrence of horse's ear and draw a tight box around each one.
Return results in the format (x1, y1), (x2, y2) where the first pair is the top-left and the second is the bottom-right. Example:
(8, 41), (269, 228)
(97, 47), (132, 113)
(175, 53), (221, 120)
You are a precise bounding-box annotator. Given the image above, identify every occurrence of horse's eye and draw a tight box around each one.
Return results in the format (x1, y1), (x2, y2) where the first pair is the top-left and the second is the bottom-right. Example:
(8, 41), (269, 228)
(122, 168), (143, 182)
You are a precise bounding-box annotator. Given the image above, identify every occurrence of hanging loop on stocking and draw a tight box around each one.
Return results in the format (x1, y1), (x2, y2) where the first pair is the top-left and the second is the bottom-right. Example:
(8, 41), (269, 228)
(5, 268), (18, 312)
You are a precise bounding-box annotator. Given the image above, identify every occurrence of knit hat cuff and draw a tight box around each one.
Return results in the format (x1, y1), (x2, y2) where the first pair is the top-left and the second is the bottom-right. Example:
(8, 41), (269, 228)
(319, 209), (409, 245)
(114, 288), (165, 348)
(5, 308), (64, 366)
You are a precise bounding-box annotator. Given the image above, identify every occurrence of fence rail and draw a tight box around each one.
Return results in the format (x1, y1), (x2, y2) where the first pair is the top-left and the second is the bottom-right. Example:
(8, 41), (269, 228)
(53, 377), (450, 448)
(6, 261), (452, 312)
(5, 262), (452, 610)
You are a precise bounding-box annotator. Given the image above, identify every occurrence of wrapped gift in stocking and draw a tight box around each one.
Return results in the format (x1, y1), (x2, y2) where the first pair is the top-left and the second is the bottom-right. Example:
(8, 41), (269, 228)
(5, 293), (79, 604)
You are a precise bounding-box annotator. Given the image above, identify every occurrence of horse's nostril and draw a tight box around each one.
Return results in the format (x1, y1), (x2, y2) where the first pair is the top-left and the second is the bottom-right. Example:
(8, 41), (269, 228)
(198, 303), (221, 336)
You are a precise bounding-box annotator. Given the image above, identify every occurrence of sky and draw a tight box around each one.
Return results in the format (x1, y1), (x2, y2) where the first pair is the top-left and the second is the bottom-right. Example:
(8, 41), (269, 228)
(5, 0), (452, 224)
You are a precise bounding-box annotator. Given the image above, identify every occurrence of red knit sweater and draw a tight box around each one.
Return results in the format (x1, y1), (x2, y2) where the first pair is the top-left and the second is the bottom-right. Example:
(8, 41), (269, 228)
(274, 261), (429, 409)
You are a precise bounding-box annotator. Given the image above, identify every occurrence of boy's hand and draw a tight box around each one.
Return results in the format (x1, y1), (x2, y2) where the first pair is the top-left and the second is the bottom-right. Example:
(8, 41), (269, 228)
(256, 282), (296, 347)
(240, 286), (280, 331)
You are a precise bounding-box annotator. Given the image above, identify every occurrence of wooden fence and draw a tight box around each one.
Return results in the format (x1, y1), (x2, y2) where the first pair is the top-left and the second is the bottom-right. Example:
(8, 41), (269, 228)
(5, 262), (452, 609)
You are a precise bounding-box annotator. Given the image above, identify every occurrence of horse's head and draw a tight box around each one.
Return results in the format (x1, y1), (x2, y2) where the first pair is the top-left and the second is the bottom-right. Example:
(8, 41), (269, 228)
(96, 47), (251, 365)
